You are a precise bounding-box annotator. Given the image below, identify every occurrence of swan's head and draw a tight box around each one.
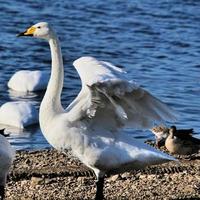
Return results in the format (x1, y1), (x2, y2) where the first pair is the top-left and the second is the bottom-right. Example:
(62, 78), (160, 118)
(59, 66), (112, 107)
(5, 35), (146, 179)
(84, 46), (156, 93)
(18, 22), (54, 40)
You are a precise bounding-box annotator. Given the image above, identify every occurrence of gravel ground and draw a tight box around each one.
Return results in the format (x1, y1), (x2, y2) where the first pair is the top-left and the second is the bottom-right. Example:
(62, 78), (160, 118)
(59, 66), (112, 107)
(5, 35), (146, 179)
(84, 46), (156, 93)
(5, 144), (200, 200)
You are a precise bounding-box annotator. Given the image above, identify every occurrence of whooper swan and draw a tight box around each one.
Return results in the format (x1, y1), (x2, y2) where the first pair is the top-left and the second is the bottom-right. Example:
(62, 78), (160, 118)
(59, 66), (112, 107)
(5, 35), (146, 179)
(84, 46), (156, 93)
(18, 22), (176, 199)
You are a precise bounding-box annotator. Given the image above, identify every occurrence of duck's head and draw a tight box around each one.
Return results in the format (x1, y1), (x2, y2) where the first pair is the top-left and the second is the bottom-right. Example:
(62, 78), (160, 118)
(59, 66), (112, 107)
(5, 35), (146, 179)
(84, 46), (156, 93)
(169, 126), (177, 138)
(17, 22), (54, 40)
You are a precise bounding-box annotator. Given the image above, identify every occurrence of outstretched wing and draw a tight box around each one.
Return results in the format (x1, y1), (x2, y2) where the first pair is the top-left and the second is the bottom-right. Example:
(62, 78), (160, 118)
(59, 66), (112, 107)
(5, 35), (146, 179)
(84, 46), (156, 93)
(66, 56), (176, 131)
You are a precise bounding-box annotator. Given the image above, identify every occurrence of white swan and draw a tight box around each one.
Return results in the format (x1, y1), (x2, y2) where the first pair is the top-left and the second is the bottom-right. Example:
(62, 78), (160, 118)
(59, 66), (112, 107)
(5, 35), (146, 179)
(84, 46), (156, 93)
(0, 129), (15, 199)
(0, 101), (38, 129)
(18, 22), (177, 199)
(8, 70), (49, 92)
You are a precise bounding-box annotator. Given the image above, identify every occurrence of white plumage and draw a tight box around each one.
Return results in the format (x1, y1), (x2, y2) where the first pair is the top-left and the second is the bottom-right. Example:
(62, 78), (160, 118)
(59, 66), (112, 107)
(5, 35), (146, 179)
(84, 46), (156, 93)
(19, 22), (177, 199)
(8, 70), (49, 92)
(0, 133), (15, 199)
(0, 102), (38, 129)
(71, 56), (176, 129)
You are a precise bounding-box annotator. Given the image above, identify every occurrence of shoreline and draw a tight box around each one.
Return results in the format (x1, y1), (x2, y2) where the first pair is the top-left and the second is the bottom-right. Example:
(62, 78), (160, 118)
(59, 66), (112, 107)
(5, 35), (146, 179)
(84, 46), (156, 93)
(6, 147), (200, 199)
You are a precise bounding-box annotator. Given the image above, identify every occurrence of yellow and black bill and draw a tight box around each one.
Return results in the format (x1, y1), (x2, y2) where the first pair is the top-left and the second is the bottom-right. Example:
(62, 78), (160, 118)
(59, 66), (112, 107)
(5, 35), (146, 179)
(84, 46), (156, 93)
(17, 26), (36, 37)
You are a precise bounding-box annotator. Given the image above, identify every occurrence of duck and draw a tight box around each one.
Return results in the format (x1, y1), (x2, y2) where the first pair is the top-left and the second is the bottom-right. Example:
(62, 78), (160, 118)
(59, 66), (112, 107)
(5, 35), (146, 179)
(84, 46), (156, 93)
(8, 70), (49, 93)
(18, 22), (177, 199)
(165, 126), (200, 155)
(150, 125), (169, 147)
(0, 101), (38, 129)
(151, 125), (195, 148)
(0, 129), (15, 199)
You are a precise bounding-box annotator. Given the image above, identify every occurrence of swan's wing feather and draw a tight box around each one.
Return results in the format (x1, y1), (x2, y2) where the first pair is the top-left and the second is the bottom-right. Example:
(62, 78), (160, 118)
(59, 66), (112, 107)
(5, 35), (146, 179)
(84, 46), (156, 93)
(86, 80), (176, 130)
(100, 61), (126, 73)
(70, 56), (176, 131)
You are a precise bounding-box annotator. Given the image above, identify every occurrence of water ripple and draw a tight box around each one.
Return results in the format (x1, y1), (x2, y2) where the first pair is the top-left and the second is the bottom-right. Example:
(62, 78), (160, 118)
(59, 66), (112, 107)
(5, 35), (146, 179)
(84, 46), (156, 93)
(0, 0), (199, 149)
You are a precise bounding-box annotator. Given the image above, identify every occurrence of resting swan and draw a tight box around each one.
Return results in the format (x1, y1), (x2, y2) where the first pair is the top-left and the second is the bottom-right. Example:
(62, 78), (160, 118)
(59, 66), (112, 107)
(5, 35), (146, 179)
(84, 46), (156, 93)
(8, 70), (49, 92)
(0, 129), (15, 199)
(18, 22), (176, 199)
(0, 101), (38, 129)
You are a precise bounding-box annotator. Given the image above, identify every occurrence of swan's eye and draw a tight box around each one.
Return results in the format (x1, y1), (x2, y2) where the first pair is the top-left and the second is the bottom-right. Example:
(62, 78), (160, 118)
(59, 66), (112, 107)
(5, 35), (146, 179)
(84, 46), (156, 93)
(37, 26), (41, 29)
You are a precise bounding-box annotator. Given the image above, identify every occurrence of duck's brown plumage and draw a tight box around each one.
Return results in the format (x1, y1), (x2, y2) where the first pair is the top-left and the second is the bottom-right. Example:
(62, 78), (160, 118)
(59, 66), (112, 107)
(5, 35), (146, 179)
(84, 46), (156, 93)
(165, 126), (200, 155)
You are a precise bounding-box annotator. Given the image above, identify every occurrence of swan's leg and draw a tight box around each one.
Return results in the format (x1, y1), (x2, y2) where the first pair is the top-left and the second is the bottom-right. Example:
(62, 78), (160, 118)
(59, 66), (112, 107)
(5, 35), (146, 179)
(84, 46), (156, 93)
(95, 176), (105, 200)
(0, 185), (5, 200)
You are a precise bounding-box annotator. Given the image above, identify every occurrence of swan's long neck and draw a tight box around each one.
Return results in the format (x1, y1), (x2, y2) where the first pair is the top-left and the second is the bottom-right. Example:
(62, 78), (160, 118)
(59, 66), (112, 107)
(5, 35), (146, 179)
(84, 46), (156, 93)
(40, 35), (64, 121)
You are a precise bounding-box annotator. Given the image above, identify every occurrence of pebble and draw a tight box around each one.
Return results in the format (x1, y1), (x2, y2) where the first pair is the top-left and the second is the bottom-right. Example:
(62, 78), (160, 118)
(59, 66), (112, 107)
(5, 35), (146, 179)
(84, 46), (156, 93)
(121, 172), (132, 179)
(31, 177), (44, 186)
(139, 174), (147, 179)
(108, 174), (119, 182)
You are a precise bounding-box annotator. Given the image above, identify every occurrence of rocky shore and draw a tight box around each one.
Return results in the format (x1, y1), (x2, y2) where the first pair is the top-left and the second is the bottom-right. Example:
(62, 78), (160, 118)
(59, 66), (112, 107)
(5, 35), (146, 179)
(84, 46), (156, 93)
(5, 144), (200, 199)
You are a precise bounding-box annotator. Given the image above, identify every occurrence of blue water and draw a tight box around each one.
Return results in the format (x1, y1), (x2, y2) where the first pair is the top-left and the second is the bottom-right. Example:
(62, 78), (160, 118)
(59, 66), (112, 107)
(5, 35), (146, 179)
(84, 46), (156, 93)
(0, 0), (199, 150)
